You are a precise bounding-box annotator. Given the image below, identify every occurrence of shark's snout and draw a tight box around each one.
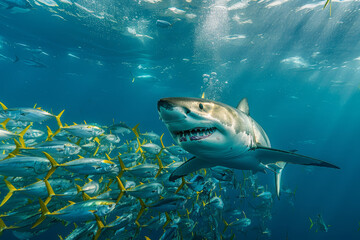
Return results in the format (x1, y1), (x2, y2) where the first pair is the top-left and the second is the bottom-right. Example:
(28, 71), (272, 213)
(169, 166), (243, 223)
(158, 99), (189, 123)
(157, 99), (173, 112)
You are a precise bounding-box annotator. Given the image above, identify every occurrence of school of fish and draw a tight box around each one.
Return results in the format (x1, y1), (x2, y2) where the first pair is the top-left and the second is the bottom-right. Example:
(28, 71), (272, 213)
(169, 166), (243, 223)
(0, 100), (304, 240)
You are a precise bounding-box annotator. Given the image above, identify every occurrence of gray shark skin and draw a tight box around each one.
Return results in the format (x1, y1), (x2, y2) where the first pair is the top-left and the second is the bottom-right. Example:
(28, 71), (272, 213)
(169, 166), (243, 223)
(157, 97), (339, 198)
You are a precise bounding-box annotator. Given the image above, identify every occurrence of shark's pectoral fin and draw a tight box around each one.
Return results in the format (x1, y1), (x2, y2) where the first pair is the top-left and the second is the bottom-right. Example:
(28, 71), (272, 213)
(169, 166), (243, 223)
(169, 156), (216, 181)
(255, 146), (340, 169)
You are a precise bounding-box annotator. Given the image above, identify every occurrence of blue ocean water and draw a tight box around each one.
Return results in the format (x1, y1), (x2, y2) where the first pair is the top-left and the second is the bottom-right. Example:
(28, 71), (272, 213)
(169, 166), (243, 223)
(0, 0), (360, 239)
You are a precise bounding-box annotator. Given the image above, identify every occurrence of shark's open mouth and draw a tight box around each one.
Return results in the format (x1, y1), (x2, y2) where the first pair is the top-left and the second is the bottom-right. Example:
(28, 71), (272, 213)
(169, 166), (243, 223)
(173, 127), (217, 142)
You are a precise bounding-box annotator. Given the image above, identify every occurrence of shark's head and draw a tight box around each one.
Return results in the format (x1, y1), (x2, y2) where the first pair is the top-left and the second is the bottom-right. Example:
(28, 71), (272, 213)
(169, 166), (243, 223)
(158, 97), (254, 159)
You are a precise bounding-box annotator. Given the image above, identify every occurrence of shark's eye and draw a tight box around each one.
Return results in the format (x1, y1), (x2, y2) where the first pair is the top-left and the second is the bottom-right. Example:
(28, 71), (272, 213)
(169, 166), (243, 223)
(199, 103), (204, 110)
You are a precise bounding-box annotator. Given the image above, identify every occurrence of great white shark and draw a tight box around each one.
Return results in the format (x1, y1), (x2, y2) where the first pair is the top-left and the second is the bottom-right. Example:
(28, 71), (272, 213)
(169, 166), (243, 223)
(157, 97), (339, 198)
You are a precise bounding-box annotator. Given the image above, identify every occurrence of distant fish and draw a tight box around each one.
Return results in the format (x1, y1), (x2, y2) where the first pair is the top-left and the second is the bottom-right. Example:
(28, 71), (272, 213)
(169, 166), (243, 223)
(51, 14), (66, 21)
(309, 214), (330, 232)
(0, 54), (16, 63)
(167, 7), (186, 15)
(68, 53), (80, 59)
(135, 74), (159, 82)
(0, 0), (32, 9)
(58, 0), (72, 4)
(34, 0), (58, 7)
(14, 56), (47, 68)
(156, 20), (172, 28)
(74, 2), (94, 13)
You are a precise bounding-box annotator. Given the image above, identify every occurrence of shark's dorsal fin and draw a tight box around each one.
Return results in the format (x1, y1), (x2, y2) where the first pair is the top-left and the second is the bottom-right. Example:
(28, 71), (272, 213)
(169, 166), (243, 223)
(237, 98), (249, 115)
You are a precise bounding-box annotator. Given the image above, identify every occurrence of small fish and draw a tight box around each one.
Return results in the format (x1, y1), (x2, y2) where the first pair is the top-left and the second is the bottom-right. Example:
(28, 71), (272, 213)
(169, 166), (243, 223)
(167, 145), (188, 155)
(108, 122), (132, 136)
(0, 102), (64, 124)
(20, 140), (81, 157)
(1, 0), (32, 9)
(61, 124), (105, 138)
(116, 178), (163, 199)
(203, 196), (224, 210)
(33, 198), (115, 227)
(45, 153), (119, 176)
(156, 20), (172, 28)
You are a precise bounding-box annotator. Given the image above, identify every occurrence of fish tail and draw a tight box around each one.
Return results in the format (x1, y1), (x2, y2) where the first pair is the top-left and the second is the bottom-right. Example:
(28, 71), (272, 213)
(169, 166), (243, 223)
(81, 192), (93, 201)
(175, 177), (186, 194)
(117, 156), (127, 178)
(46, 126), (53, 141)
(93, 214), (104, 240)
(51, 110), (64, 141)
(8, 139), (21, 157)
(115, 176), (125, 203)
(135, 198), (147, 224)
(309, 217), (313, 230)
(155, 155), (164, 178)
(196, 190), (203, 202)
(76, 184), (83, 193)
(159, 133), (165, 149)
(32, 199), (50, 229)
(0, 217), (16, 234)
(55, 110), (65, 128)
(43, 152), (59, 180)
(222, 218), (229, 233)
(44, 179), (55, 205)
(105, 153), (112, 161)
(52, 128), (62, 138)
(75, 138), (81, 146)
(132, 124), (144, 154)
(0, 217), (8, 234)
(163, 212), (171, 229)
(0, 118), (10, 130)
(93, 137), (101, 157)
(0, 102), (7, 110)
(131, 123), (140, 138)
(0, 179), (17, 207)
(18, 124), (32, 147)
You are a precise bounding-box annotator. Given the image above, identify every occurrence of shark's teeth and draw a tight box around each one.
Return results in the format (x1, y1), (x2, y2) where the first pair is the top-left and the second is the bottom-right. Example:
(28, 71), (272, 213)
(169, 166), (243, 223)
(175, 127), (216, 142)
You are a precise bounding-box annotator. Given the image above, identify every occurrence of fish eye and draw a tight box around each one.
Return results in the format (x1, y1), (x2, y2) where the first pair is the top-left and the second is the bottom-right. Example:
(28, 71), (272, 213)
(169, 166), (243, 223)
(199, 103), (204, 110)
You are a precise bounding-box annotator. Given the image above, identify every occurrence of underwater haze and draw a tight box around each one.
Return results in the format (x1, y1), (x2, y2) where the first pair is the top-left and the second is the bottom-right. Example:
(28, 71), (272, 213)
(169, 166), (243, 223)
(0, 0), (360, 239)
